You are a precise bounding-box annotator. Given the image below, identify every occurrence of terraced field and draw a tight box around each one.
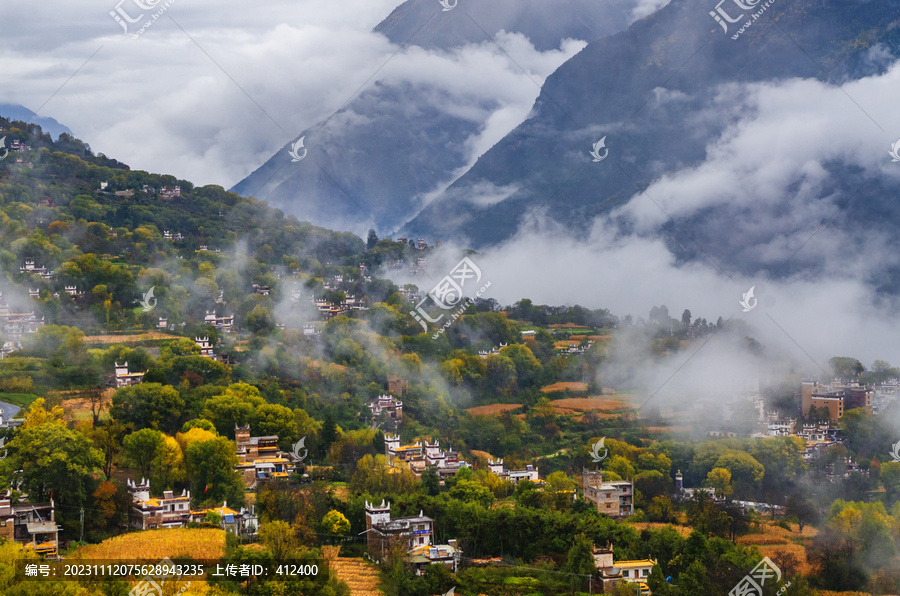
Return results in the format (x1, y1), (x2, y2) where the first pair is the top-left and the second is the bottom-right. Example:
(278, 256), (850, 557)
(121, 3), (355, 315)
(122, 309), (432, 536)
(323, 546), (382, 596)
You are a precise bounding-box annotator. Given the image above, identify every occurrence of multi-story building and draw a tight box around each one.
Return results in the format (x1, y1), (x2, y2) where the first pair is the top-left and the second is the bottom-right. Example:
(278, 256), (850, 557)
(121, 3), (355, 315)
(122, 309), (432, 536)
(234, 425), (293, 488)
(128, 479), (192, 529)
(204, 310), (235, 332)
(488, 459), (541, 485)
(800, 380), (874, 422)
(195, 337), (215, 358)
(0, 498), (59, 557)
(370, 395), (403, 422)
(19, 259), (52, 280)
(387, 374), (408, 397)
(384, 434), (467, 479)
(114, 362), (145, 388)
(364, 500), (459, 573)
(582, 468), (633, 518)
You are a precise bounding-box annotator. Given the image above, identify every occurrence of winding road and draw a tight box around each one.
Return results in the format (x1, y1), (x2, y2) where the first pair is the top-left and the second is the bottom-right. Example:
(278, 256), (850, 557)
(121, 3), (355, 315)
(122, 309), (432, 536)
(0, 400), (21, 423)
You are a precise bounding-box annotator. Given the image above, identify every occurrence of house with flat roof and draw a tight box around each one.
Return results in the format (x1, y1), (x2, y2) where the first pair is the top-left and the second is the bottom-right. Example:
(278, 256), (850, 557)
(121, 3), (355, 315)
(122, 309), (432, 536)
(0, 497), (59, 557)
(594, 546), (655, 594)
(364, 500), (459, 574)
(114, 362), (144, 388)
(582, 468), (634, 518)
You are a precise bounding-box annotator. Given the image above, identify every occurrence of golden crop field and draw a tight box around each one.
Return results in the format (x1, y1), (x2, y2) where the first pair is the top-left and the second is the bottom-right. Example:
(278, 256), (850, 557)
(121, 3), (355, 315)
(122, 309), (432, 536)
(540, 382), (588, 393)
(736, 521), (818, 546)
(72, 528), (227, 561)
(82, 331), (181, 344)
(548, 398), (633, 414)
(323, 546), (382, 596)
(466, 403), (522, 416)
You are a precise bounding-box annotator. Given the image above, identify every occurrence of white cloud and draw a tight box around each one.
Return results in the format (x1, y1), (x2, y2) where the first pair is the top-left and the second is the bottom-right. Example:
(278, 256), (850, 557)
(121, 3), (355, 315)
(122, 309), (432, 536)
(0, 1), (602, 190)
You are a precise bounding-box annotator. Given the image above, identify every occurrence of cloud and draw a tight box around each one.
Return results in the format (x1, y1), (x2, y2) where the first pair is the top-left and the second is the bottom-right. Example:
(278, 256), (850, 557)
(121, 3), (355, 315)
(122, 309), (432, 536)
(0, 1), (620, 191)
(415, 62), (900, 367)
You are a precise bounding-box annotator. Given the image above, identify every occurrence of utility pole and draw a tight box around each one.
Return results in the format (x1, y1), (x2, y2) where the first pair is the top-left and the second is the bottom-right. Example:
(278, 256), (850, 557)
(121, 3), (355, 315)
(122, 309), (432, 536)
(79, 508), (84, 543)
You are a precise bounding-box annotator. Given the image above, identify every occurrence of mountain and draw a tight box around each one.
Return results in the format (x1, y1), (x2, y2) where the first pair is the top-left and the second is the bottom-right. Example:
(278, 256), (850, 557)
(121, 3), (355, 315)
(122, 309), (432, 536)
(0, 103), (73, 139)
(231, 0), (641, 235)
(373, 0), (639, 51)
(400, 0), (900, 280)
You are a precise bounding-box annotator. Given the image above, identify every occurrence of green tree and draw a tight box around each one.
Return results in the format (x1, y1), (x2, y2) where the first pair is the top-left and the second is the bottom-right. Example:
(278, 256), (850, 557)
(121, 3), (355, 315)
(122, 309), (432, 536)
(203, 384), (265, 436)
(185, 436), (244, 507)
(122, 428), (164, 479)
(252, 403), (299, 449)
(110, 383), (186, 434)
(646, 495), (677, 523)
(563, 533), (596, 585)
(714, 451), (763, 497)
(366, 229), (379, 250)
(420, 468), (440, 496)
(449, 479), (494, 508)
(0, 423), (103, 509)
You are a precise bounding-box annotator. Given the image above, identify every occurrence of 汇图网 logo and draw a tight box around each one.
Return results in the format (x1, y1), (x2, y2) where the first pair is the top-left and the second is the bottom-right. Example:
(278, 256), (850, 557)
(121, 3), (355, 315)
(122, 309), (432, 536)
(288, 136), (308, 162)
(410, 257), (492, 339)
(740, 286), (757, 312)
(137, 286), (157, 312)
(589, 438), (608, 463)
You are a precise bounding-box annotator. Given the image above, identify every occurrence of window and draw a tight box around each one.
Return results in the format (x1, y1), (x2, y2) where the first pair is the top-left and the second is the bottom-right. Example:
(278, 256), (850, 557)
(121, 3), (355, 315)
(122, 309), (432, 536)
(642, 569), (648, 576)
(623, 571), (629, 578)
(418, 537), (424, 544)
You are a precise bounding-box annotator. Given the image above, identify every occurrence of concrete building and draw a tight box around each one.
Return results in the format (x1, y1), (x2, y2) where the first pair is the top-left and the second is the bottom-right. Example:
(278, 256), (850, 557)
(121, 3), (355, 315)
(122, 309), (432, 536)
(582, 468), (633, 518)
(0, 497), (59, 557)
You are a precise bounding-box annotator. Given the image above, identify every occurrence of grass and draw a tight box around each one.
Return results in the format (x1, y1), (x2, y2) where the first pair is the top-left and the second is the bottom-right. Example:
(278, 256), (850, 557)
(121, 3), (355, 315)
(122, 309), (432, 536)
(0, 392), (40, 409)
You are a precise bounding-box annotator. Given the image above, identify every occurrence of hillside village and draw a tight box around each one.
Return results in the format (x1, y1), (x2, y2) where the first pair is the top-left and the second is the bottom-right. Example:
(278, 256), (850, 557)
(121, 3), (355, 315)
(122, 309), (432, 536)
(2, 118), (900, 596)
